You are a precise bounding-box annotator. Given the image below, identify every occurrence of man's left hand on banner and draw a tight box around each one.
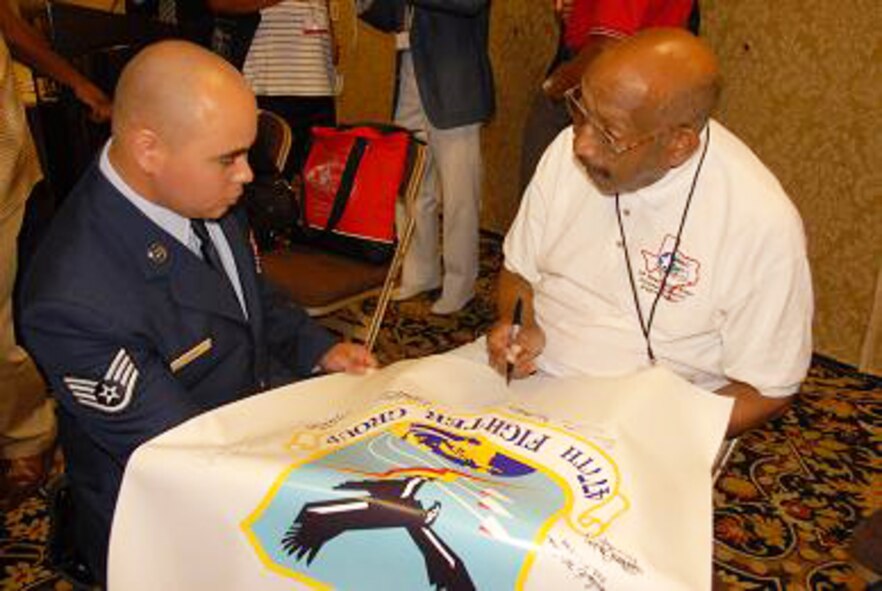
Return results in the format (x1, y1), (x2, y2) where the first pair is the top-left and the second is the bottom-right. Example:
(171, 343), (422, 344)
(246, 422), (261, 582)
(319, 343), (379, 375)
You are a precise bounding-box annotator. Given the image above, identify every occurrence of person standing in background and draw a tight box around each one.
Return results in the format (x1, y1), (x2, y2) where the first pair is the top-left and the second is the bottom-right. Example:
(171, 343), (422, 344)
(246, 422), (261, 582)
(208, 0), (339, 178)
(0, 0), (110, 508)
(359, 0), (494, 315)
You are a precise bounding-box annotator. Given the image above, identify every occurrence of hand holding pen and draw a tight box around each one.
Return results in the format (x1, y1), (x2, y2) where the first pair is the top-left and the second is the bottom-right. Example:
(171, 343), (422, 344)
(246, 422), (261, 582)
(505, 298), (523, 385)
(487, 296), (545, 383)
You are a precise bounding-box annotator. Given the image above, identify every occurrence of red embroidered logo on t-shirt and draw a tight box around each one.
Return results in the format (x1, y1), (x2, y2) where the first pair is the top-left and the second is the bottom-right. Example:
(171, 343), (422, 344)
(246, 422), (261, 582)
(639, 235), (701, 302)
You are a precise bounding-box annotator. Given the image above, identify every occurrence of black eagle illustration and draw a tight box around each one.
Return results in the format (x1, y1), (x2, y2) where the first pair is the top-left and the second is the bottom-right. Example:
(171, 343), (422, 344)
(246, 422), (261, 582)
(281, 476), (475, 591)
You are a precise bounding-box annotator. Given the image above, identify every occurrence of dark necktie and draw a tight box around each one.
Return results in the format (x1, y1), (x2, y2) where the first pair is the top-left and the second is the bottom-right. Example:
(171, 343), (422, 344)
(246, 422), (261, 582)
(191, 219), (226, 274)
(191, 220), (247, 318)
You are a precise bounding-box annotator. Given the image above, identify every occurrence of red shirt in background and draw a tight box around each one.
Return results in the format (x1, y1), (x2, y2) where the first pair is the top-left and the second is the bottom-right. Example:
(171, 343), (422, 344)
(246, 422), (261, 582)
(564, 0), (694, 52)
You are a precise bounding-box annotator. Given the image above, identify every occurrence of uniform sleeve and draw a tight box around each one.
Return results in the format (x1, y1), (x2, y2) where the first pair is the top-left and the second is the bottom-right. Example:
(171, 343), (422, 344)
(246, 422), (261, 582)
(21, 300), (205, 464)
(233, 208), (338, 378)
(259, 275), (338, 377)
(720, 247), (814, 399)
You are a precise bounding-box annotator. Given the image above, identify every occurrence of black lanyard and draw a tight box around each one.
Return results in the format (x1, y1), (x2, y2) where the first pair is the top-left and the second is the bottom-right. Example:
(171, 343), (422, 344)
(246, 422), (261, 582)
(615, 126), (710, 364)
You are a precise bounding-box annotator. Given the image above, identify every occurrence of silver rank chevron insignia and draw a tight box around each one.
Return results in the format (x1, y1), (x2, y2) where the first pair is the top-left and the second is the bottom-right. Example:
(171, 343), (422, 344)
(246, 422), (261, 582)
(63, 349), (139, 413)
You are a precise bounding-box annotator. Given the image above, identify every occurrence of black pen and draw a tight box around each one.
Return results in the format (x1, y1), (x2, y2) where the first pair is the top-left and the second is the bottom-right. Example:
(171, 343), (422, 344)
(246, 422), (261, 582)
(505, 297), (523, 385)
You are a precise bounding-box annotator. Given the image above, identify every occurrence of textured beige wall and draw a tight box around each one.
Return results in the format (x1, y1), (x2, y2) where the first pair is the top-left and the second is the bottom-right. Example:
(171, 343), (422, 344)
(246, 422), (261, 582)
(334, 1), (397, 124)
(481, 1), (558, 232)
(862, 270), (882, 374)
(339, 1), (882, 369)
(701, 0), (882, 369)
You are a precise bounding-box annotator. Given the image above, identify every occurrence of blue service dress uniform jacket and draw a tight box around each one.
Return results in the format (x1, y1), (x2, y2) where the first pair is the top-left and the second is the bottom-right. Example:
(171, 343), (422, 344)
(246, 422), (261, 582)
(20, 162), (337, 582)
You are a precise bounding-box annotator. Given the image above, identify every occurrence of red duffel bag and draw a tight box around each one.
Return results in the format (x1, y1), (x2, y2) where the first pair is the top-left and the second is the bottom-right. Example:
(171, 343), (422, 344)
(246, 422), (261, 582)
(301, 124), (416, 264)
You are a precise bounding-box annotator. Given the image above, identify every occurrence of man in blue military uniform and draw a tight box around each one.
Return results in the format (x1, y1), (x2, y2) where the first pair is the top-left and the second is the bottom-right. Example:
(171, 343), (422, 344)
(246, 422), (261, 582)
(20, 40), (376, 584)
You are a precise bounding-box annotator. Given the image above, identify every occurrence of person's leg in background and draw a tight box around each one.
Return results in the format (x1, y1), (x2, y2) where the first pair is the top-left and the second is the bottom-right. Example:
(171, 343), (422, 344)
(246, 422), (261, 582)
(393, 51), (442, 299)
(0, 196), (56, 508)
(427, 120), (482, 314)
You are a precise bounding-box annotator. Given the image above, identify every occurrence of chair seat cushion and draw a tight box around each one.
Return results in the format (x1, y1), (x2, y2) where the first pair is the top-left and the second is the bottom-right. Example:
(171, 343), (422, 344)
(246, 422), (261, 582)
(262, 246), (390, 310)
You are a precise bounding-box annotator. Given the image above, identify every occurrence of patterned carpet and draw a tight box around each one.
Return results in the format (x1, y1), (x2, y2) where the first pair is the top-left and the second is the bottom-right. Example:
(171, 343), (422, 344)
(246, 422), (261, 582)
(2, 233), (880, 590)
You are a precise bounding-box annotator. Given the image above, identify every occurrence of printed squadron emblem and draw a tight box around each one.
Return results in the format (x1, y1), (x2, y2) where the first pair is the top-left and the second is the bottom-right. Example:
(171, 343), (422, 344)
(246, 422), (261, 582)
(63, 349), (139, 413)
(282, 473), (473, 590)
(244, 419), (567, 590)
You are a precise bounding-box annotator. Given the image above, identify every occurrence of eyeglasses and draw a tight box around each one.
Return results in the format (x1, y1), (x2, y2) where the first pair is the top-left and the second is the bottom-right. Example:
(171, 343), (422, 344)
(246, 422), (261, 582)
(564, 85), (659, 156)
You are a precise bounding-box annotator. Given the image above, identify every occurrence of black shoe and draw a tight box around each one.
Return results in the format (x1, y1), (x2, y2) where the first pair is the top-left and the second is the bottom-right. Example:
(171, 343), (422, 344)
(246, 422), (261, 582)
(47, 476), (101, 590)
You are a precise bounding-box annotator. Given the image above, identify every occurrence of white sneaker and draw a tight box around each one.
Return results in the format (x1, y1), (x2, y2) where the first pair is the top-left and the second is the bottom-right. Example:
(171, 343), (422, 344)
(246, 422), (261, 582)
(392, 281), (441, 302)
(430, 293), (474, 315)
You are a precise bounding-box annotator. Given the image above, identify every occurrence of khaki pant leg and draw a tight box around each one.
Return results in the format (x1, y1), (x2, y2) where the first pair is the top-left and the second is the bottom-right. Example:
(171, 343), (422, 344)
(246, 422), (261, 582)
(394, 52), (442, 290)
(0, 201), (55, 459)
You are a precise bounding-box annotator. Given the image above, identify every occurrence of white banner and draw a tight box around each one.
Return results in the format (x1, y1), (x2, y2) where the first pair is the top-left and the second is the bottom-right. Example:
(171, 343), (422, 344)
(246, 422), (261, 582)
(109, 354), (731, 590)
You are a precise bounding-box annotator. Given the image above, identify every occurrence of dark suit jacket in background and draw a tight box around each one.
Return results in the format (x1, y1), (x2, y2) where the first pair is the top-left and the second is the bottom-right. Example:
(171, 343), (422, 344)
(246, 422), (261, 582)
(358, 0), (494, 128)
(20, 162), (336, 582)
(410, 0), (495, 129)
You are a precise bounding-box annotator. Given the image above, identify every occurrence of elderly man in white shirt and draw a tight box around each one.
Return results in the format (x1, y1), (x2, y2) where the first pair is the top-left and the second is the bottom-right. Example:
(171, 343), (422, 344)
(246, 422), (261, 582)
(486, 29), (813, 438)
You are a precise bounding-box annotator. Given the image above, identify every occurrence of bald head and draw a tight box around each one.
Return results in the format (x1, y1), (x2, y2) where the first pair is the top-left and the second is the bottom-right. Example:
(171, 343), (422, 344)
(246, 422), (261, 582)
(587, 28), (721, 130)
(113, 40), (255, 145)
(572, 29), (721, 195)
(108, 40), (257, 218)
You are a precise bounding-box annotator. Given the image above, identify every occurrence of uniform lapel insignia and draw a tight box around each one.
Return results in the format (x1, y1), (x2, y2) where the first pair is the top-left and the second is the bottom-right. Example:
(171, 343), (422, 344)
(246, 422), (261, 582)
(249, 231), (263, 275)
(63, 349), (139, 413)
(147, 241), (169, 266)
